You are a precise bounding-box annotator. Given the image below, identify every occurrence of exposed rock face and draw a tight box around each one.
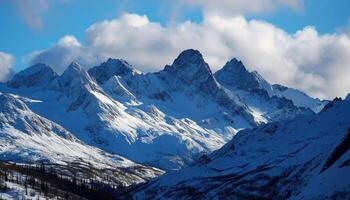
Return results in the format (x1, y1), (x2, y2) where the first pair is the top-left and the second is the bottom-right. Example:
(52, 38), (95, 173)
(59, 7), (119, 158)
(215, 58), (271, 91)
(88, 58), (139, 84)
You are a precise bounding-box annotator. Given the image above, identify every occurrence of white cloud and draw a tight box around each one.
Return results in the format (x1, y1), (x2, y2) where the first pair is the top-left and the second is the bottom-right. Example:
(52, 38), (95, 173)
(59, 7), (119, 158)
(29, 13), (350, 99)
(0, 51), (14, 82)
(57, 35), (82, 47)
(29, 35), (100, 74)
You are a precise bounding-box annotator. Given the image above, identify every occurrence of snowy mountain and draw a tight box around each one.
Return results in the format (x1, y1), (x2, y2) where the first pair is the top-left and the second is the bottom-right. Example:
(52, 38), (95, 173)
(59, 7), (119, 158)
(0, 92), (162, 187)
(132, 97), (350, 199)
(214, 58), (325, 120)
(0, 59), (229, 171)
(214, 58), (273, 92)
(271, 84), (327, 113)
(7, 63), (58, 88)
(0, 49), (322, 172)
(90, 51), (317, 132)
(88, 58), (140, 84)
(0, 48), (336, 199)
(89, 50), (259, 130)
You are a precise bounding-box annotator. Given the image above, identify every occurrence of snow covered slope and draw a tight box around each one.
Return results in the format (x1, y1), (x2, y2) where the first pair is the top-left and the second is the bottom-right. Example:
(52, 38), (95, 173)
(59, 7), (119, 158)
(272, 84), (327, 113)
(1, 61), (229, 171)
(0, 92), (163, 186)
(133, 97), (350, 199)
(215, 58), (326, 114)
(89, 50), (259, 130)
(0, 49), (323, 171)
(90, 50), (317, 132)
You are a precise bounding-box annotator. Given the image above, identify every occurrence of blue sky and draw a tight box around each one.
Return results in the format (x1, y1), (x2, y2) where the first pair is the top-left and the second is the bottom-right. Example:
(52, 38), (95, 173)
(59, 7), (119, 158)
(0, 0), (201, 65)
(1, 0), (349, 69)
(0, 0), (350, 99)
(260, 0), (349, 32)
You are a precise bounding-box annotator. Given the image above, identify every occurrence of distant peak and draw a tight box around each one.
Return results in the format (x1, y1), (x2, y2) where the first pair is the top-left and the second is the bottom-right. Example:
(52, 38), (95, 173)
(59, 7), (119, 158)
(215, 58), (250, 81)
(104, 58), (136, 73)
(163, 49), (213, 80)
(59, 61), (93, 85)
(106, 58), (130, 66)
(28, 63), (50, 70)
(7, 63), (58, 88)
(222, 58), (247, 73)
(88, 58), (138, 84)
(173, 49), (205, 66)
(228, 58), (243, 65)
(215, 58), (271, 91)
(18, 63), (53, 75)
(178, 49), (202, 58)
(62, 62), (91, 78)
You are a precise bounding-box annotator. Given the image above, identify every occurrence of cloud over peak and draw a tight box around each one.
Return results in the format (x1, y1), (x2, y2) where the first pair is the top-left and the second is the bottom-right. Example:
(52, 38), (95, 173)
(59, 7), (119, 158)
(29, 13), (350, 99)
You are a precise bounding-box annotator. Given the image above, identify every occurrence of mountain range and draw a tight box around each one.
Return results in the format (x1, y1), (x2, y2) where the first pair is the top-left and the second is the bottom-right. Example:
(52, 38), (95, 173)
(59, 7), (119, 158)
(1, 49), (345, 199)
(0, 49), (324, 171)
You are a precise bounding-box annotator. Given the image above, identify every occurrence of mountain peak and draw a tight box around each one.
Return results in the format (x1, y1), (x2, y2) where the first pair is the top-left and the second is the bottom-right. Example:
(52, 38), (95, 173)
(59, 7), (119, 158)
(215, 58), (254, 89)
(219, 58), (248, 76)
(20, 63), (50, 74)
(58, 62), (95, 90)
(173, 49), (205, 66)
(226, 58), (246, 70)
(214, 58), (263, 90)
(8, 63), (58, 88)
(106, 58), (129, 66)
(88, 58), (138, 84)
(163, 49), (213, 82)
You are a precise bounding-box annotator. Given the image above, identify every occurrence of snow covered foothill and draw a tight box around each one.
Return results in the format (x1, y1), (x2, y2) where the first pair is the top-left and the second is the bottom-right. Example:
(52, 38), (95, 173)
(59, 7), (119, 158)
(132, 97), (350, 200)
(0, 93), (163, 187)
